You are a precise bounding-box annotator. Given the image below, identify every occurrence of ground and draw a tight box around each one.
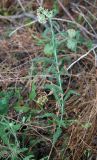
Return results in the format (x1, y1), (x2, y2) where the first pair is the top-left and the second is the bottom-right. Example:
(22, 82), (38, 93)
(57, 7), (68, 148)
(0, 0), (97, 160)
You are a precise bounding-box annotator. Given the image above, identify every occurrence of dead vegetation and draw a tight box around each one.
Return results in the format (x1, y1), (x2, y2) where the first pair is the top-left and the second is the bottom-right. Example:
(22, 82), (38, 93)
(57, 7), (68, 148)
(0, 0), (97, 160)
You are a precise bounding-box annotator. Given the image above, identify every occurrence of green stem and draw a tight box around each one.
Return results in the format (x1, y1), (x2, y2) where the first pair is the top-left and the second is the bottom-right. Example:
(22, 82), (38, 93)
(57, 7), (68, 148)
(49, 19), (64, 126)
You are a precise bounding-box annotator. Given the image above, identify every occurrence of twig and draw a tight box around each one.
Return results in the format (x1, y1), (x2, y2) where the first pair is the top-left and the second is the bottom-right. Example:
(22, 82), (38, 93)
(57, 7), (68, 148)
(67, 44), (97, 71)
(72, 3), (97, 36)
(36, 0), (40, 5)
(57, 0), (74, 21)
(0, 14), (25, 21)
(93, 49), (97, 68)
(40, 0), (44, 6)
(0, 13), (37, 21)
(9, 20), (37, 36)
(57, 0), (97, 38)
(53, 17), (97, 39)
(84, 0), (97, 9)
(17, 0), (25, 12)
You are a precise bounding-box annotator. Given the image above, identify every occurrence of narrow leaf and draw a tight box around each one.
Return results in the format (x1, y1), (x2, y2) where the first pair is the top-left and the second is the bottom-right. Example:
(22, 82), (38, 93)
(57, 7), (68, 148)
(53, 127), (62, 145)
(29, 83), (36, 101)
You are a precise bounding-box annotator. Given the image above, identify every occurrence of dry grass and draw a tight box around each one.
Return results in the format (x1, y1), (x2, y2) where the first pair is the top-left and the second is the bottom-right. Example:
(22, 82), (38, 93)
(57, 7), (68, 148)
(0, 0), (97, 159)
(66, 59), (97, 159)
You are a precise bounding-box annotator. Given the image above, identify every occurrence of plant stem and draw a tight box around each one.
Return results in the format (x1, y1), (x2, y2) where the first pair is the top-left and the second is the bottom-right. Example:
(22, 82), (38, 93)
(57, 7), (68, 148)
(49, 19), (64, 125)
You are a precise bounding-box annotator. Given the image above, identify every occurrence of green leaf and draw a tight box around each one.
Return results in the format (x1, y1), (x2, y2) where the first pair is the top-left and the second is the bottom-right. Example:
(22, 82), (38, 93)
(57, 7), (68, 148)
(14, 103), (30, 113)
(44, 43), (54, 56)
(60, 119), (75, 128)
(45, 84), (63, 106)
(38, 113), (57, 119)
(67, 38), (77, 51)
(29, 83), (36, 101)
(23, 155), (35, 160)
(42, 27), (51, 37)
(0, 98), (8, 114)
(0, 125), (9, 144)
(64, 90), (80, 102)
(15, 89), (23, 100)
(86, 40), (93, 49)
(53, 127), (62, 145)
(11, 123), (21, 131)
(82, 122), (91, 129)
(40, 156), (49, 160)
(53, 1), (59, 15)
